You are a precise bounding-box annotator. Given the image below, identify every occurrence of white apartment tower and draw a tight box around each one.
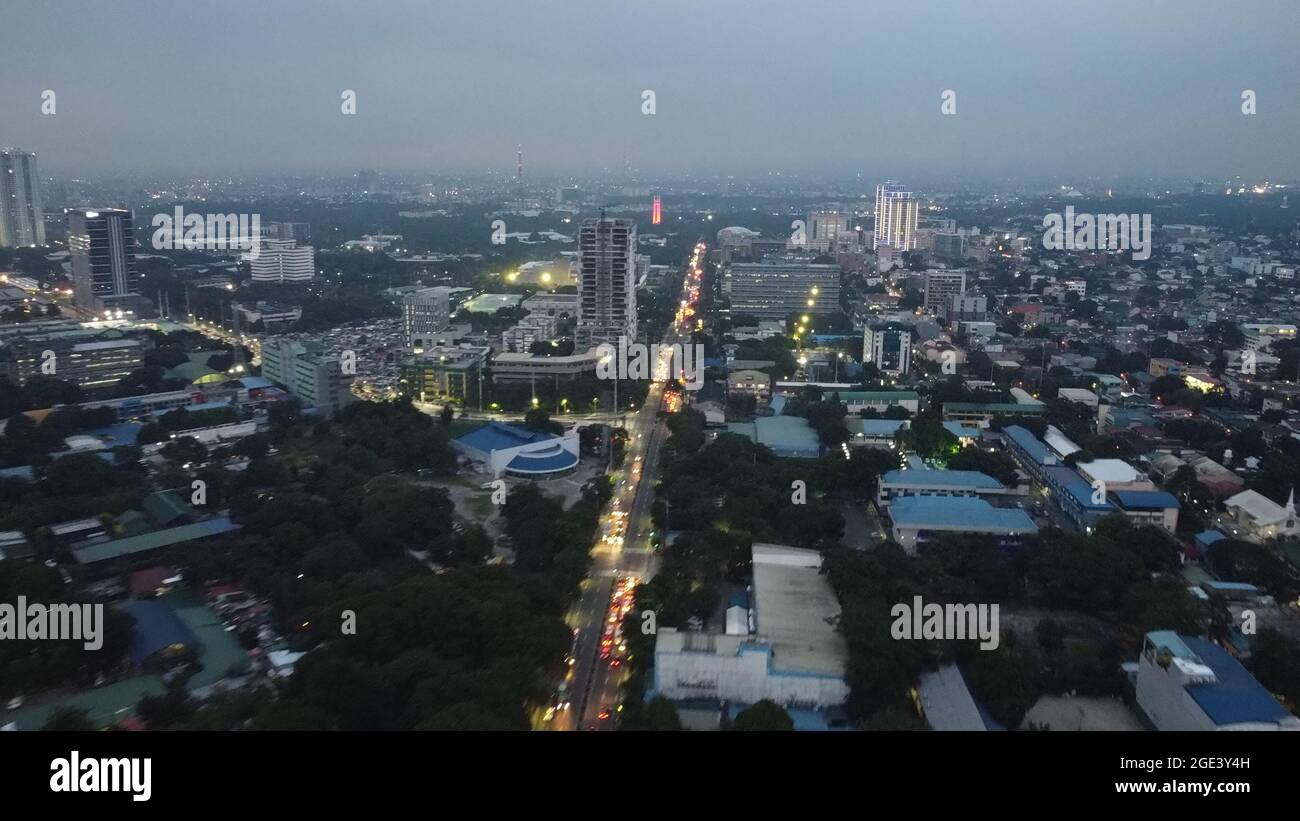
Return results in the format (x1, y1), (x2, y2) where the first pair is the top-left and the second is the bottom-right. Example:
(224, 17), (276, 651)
(874, 182), (918, 251)
(250, 238), (315, 284)
(576, 217), (637, 348)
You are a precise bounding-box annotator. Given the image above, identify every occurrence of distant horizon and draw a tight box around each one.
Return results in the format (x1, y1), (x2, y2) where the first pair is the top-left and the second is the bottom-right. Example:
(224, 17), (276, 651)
(5, 0), (1300, 181)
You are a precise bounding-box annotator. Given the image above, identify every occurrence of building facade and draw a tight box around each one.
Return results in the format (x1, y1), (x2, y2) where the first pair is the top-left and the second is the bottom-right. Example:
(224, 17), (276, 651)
(576, 217), (637, 348)
(0, 149), (45, 248)
(68, 208), (140, 312)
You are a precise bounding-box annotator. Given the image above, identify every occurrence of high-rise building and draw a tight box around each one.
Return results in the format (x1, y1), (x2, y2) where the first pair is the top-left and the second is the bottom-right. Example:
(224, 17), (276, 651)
(923, 270), (967, 316)
(401, 287), (452, 351)
(269, 221), (311, 244)
(874, 182), (918, 251)
(576, 217), (637, 347)
(933, 233), (966, 261)
(726, 261), (841, 320)
(250, 238), (315, 284)
(0, 149), (45, 248)
(68, 208), (140, 313)
(807, 210), (849, 251)
(947, 294), (988, 322)
(260, 338), (353, 418)
(863, 321), (912, 377)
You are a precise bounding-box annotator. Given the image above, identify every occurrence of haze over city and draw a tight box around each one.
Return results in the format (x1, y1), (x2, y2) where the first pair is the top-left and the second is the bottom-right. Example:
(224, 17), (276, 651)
(3, 0), (1300, 180)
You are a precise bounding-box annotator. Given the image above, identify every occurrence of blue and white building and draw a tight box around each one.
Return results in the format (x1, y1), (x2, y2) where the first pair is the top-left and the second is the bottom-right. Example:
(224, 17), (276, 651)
(1136, 631), (1299, 731)
(876, 469), (1015, 508)
(886, 496), (1038, 553)
(451, 422), (580, 479)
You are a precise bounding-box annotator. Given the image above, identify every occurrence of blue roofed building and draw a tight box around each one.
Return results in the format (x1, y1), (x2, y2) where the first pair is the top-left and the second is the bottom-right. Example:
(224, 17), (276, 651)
(117, 599), (199, 670)
(1193, 529), (1226, 558)
(1135, 631), (1299, 731)
(1109, 490), (1180, 532)
(451, 422), (580, 479)
(1043, 464), (1114, 531)
(886, 495), (1038, 553)
(1002, 424), (1059, 483)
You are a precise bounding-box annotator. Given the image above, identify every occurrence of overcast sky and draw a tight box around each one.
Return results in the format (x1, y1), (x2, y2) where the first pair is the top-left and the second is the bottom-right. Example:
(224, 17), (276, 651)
(4, 0), (1299, 182)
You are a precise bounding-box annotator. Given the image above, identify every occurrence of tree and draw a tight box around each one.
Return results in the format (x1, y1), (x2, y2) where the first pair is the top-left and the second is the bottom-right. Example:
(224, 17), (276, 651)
(732, 699), (794, 731)
(42, 706), (96, 731)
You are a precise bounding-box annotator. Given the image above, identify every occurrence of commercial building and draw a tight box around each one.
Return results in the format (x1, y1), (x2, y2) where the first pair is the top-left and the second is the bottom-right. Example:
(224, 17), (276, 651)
(68, 208), (140, 313)
(874, 182), (918, 251)
(489, 348), (602, 384)
(575, 217), (637, 348)
(862, 321), (912, 377)
(806, 210), (849, 251)
(400, 287), (452, 351)
(923, 270), (967, 317)
(652, 544), (849, 711)
(501, 313), (560, 353)
(0, 329), (144, 390)
(726, 369), (771, 398)
(947, 294), (987, 322)
(398, 345), (488, 403)
(932, 233), (965, 261)
(0, 148), (45, 247)
(885, 495), (1037, 554)
(249, 238), (315, 284)
(451, 421), (579, 479)
(260, 338), (353, 418)
(1135, 631), (1299, 731)
(725, 261), (841, 320)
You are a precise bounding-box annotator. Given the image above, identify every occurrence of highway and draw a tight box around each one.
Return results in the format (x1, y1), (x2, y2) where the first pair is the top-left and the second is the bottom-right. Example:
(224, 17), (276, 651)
(544, 240), (705, 731)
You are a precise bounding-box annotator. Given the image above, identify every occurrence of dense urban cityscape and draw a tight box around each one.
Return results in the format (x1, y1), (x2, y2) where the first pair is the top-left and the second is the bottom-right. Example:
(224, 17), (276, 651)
(2, 0), (1298, 804)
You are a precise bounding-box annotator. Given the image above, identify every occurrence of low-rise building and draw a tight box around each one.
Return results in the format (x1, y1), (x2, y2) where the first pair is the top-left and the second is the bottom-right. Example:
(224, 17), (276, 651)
(876, 469), (1015, 507)
(1135, 631), (1299, 731)
(885, 495), (1038, 553)
(651, 544), (849, 711)
(1219, 489), (1298, 542)
(451, 422), (580, 479)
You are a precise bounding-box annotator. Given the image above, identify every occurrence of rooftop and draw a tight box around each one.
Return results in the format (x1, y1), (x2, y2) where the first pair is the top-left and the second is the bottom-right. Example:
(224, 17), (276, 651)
(750, 544), (847, 677)
(888, 496), (1037, 531)
(881, 469), (1003, 489)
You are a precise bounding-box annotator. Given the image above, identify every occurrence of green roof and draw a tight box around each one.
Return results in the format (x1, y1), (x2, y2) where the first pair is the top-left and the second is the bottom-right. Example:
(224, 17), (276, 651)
(944, 402), (1045, 414)
(168, 591), (251, 687)
(72, 517), (240, 564)
(835, 391), (920, 401)
(116, 509), (153, 537)
(143, 490), (190, 527)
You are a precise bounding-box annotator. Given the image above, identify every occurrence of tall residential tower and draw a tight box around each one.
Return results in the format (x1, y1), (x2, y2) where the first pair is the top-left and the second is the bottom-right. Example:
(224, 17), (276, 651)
(0, 149), (46, 248)
(874, 182), (918, 251)
(576, 217), (637, 348)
